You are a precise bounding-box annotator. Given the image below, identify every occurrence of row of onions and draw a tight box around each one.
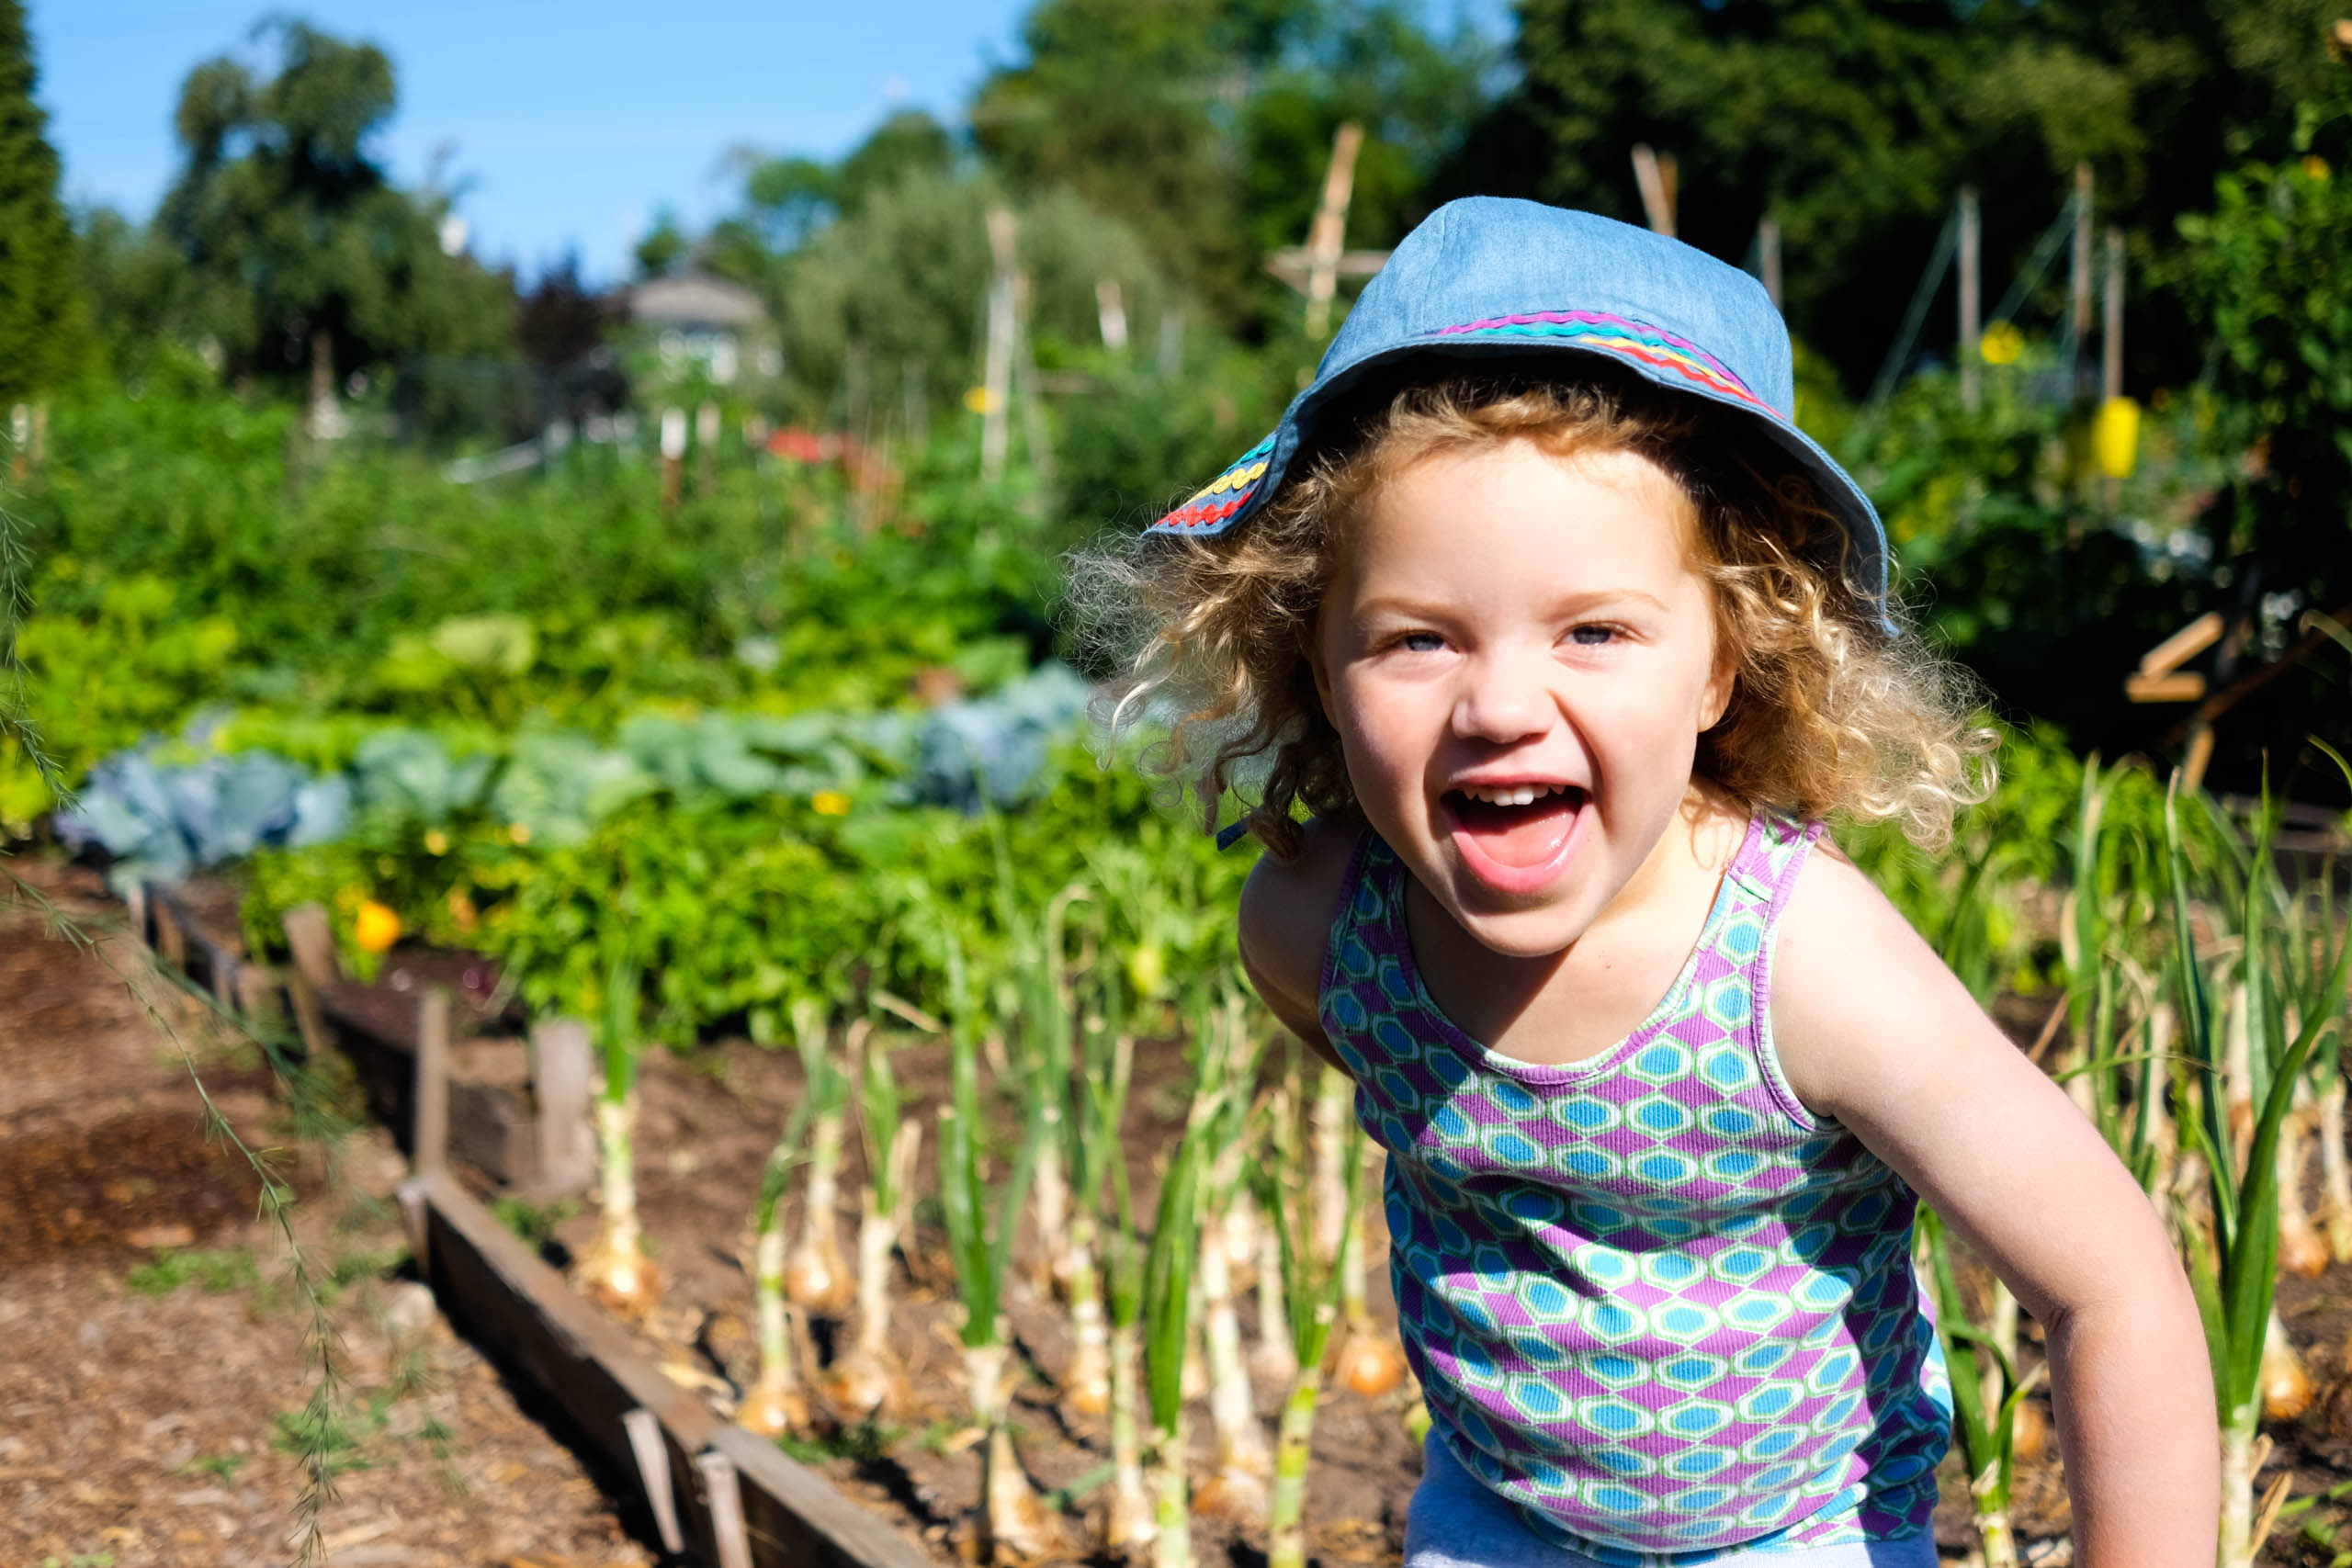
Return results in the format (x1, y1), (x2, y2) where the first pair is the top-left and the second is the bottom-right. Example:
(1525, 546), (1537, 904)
(556, 756), (2352, 1568)
(564, 860), (1414, 1567)
(1917, 758), (2352, 1568)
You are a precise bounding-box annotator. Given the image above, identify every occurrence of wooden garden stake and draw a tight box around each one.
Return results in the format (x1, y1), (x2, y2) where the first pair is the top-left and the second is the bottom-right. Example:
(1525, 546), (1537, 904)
(531, 1018), (597, 1196)
(1303, 122), (1364, 338)
(1096, 277), (1129, 352)
(1632, 144), (1677, 237)
(285, 969), (333, 1056)
(1958, 188), (1981, 411)
(660, 407), (686, 513)
(415, 987), (452, 1178)
(980, 207), (1017, 482)
(2071, 164), (2094, 387)
(153, 894), (186, 970)
(696, 1449), (756, 1568)
(280, 902), (342, 990)
(622, 1406), (686, 1554)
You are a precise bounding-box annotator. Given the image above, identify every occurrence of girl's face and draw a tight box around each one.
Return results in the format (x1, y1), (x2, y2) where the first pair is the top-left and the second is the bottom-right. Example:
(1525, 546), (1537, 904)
(1309, 439), (1734, 959)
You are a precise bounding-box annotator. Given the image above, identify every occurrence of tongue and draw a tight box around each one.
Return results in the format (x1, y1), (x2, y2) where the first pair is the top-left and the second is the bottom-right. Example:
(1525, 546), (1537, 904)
(1453, 794), (1579, 869)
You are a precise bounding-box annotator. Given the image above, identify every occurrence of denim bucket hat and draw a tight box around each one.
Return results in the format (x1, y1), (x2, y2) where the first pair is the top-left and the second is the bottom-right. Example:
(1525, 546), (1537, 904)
(1148, 196), (1892, 617)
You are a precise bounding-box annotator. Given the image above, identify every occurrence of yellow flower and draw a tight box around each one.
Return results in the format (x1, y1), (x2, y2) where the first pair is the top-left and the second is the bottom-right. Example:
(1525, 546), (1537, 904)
(811, 790), (851, 817)
(963, 386), (998, 414)
(447, 888), (479, 932)
(507, 821), (533, 846)
(1125, 941), (1167, 999)
(424, 829), (449, 856)
(2304, 154), (2330, 182)
(354, 900), (401, 955)
(1979, 321), (2025, 367)
(2093, 396), (2141, 479)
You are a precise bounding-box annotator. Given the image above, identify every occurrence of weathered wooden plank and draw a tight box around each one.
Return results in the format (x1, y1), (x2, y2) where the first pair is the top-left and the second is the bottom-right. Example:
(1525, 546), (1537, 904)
(408, 1172), (717, 1533)
(710, 1426), (939, 1568)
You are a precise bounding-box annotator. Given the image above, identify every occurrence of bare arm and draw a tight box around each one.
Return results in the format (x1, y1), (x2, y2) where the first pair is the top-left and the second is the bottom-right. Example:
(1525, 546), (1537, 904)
(1771, 849), (2217, 1568)
(1236, 818), (1358, 1077)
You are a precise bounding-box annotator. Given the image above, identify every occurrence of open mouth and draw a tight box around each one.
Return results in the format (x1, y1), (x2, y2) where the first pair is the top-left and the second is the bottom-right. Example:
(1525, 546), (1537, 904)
(1442, 782), (1588, 887)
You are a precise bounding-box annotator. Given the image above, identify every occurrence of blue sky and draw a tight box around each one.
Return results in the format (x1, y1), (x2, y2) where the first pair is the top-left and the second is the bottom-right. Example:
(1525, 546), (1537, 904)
(31, 0), (1039, 284)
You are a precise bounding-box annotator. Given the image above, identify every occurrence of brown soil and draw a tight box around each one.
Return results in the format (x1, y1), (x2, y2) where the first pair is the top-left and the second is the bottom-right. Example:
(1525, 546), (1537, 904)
(21, 863), (2352, 1568)
(0, 858), (657, 1568)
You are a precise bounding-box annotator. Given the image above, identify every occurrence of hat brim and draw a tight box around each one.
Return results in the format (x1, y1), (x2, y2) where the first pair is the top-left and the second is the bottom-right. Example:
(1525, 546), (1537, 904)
(1148, 327), (1893, 629)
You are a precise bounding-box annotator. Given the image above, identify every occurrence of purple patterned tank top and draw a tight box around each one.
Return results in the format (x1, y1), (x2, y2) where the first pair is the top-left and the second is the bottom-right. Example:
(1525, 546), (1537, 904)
(1319, 812), (1951, 1562)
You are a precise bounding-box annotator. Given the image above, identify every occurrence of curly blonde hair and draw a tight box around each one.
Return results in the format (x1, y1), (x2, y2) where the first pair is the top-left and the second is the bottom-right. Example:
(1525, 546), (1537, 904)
(1071, 367), (1995, 860)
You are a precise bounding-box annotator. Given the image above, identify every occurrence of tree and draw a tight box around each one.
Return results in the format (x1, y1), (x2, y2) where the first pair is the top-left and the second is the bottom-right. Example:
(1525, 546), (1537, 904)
(155, 19), (509, 392)
(1454, 0), (2343, 392)
(973, 0), (1485, 328)
(0, 0), (88, 401)
(2176, 95), (2352, 778)
(777, 170), (1171, 423)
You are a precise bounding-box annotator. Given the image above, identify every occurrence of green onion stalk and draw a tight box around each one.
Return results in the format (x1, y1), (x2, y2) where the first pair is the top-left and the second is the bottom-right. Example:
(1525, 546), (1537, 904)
(1064, 957), (1130, 1419)
(1263, 1051), (1371, 1568)
(937, 911), (1066, 1564)
(2059, 755), (2172, 1200)
(1141, 1060), (1225, 1568)
(740, 1016), (819, 1438)
(1022, 883), (1091, 1300)
(1193, 994), (1272, 1522)
(1099, 1032), (1156, 1554)
(820, 1020), (922, 1423)
(1250, 1071), (1302, 1388)
(2165, 764), (2352, 1568)
(574, 949), (663, 1318)
(1916, 1206), (2043, 1568)
(1317, 1063), (1403, 1398)
(1930, 825), (2045, 1464)
(786, 1002), (854, 1315)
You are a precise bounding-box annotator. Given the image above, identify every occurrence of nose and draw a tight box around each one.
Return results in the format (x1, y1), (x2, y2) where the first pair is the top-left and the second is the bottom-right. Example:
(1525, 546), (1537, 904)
(1450, 645), (1555, 745)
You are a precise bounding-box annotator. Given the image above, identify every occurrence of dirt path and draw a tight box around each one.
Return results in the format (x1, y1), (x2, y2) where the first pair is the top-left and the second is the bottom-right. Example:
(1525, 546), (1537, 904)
(0, 857), (655, 1568)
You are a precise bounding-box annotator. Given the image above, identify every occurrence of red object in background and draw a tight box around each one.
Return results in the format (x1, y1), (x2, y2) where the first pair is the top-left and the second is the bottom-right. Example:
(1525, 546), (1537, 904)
(764, 426), (838, 463)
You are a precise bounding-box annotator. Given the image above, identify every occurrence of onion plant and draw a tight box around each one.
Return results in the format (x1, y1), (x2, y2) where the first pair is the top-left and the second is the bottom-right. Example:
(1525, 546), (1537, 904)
(1140, 1037), (1227, 1568)
(2059, 756), (2171, 1198)
(1317, 1063), (1403, 1397)
(2165, 767), (2352, 1568)
(741, 1019), (819, 1438)
(786, 1002), (854, 1314)
(1193, 994), (1272, 1520)
(820, 1017), (923, 1422)
(1261, 1046), (1370, 1568)
(574, 947), (663, 1317)
(1916, 1206), (2043, 1568)
(936, 910), (1064, 1563)
(1100, 1028), (1155, 1553)
(1062, 953), (1131, 1418)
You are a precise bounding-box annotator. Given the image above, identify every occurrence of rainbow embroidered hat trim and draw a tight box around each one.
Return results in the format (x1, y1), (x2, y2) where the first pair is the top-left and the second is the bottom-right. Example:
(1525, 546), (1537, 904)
(1148, 197), (1894, 619)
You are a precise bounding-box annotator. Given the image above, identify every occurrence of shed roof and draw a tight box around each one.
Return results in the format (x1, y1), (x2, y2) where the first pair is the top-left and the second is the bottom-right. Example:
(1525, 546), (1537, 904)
(626, 273), (765, 329)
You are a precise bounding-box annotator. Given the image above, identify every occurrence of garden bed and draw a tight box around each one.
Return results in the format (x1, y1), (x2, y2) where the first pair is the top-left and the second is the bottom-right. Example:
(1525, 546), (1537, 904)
(67, 860), (2352, 1568)
(0, 860), (650, 1568)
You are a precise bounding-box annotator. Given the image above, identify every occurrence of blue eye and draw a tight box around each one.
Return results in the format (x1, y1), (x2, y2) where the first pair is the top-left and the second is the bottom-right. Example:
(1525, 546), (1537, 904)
(1568, 625), (1617, 646)
(1401, 632), (1445, 653)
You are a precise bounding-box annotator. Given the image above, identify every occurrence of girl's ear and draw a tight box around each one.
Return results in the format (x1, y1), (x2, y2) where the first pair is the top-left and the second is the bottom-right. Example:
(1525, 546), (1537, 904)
(1699, 633), (1736, 733)
(1301, 615), (1339, 728)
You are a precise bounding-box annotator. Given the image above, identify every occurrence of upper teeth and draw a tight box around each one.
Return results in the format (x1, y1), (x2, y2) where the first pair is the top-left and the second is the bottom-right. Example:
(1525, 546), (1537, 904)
(1464, 784), (1566, 807)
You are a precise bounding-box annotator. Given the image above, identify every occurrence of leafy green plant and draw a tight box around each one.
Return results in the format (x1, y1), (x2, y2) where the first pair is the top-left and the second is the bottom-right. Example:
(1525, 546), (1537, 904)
(934, 903), (1065, 1563)
(2165, 765), (2352, 1568)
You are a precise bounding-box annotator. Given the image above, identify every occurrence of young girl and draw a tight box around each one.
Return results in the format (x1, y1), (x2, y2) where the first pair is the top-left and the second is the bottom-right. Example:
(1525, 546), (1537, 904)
(1086, 198), (2214, 1568)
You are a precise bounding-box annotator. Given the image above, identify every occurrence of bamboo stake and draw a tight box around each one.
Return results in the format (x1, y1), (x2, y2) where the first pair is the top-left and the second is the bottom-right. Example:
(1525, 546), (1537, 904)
(1958, 187), (1981, 411)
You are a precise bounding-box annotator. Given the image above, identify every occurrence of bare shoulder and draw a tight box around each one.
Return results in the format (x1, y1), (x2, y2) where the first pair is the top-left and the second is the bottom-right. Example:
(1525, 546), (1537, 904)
(1238, 814), (1361, 1049)
(1766, 832), (1982, 1117)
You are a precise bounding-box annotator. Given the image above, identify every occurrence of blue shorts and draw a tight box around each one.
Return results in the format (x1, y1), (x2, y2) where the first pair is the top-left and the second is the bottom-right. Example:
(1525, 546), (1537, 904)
(1403, 1435), (1942, 1568)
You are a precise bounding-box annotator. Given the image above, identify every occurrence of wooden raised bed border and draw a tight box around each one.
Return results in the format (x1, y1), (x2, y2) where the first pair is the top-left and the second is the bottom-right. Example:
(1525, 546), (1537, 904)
(128, 881), (936, 1568)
